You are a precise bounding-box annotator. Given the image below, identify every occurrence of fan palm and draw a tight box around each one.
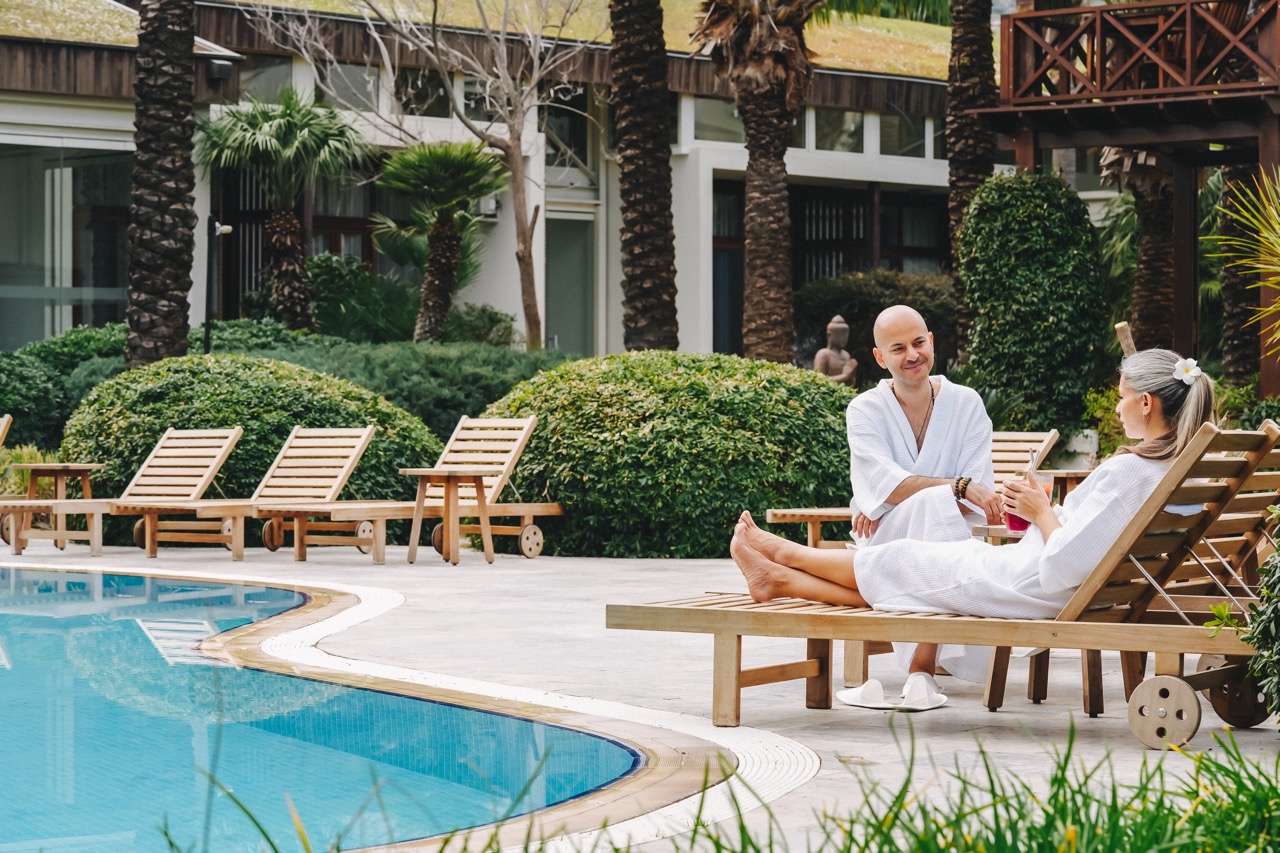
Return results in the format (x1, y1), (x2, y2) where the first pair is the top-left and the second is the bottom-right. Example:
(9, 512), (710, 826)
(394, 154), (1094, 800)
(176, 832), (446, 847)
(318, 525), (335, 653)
(691, 0), (949, 363)
(377, 141), (508, 342)
(196, 88), (368, 331)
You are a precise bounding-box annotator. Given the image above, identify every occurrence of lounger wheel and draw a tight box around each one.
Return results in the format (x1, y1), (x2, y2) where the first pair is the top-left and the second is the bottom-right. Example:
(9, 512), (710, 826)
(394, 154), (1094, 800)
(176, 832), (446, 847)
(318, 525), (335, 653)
(1195, 653), (1228, 698)
(0, 513), (10, 545)
(519, 524), (544, 558)
(1127, 675), (1201, 749)
(1204, 656), (1272, 729)
(261, 518), (283, 552)
(431, 523), (444, 555)
(221, 518), (235, 550)
(355, 520), (374, 555)
(132, 519), (146, 549)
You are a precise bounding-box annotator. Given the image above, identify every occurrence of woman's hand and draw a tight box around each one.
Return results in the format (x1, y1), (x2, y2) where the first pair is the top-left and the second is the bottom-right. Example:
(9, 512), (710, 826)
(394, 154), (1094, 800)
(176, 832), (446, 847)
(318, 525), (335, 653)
(1002, 475), (1053, 528)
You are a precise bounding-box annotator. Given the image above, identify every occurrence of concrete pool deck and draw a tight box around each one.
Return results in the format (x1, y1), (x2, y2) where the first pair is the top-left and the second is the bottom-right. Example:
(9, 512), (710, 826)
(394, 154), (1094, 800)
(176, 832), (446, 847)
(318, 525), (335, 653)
(6, 541), (1280, 850)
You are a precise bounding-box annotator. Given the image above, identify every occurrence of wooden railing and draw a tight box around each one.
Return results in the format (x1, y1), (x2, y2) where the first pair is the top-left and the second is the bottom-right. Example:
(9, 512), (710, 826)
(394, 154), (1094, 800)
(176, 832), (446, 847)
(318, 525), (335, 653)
(1002, 0), (1280, 105)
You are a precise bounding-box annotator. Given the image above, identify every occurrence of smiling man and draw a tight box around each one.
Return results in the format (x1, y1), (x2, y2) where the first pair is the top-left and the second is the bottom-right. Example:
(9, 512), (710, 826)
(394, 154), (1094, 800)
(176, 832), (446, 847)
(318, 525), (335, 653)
(842, 304), (1000, 696)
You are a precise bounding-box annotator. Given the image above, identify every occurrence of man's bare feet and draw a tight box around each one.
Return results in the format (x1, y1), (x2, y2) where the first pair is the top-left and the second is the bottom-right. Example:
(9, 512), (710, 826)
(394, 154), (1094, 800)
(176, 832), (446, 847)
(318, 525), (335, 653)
(736, 511), (801, 565)
(730, 528), (787, 602)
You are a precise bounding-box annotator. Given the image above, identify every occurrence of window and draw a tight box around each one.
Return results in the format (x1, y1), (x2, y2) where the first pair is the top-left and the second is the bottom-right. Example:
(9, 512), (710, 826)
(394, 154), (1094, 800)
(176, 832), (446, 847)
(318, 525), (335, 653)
(395, 68), (451, 118)
(932, 116), (946, 159)
(694, 98), (743, 143)
(318, 62), (379, 110)
(0, 144), (130, 349)
(542, 89), (591, 170)
(814, 108), (864, 152)
(463, 77), (501, 123)
(880, 110), (926, 158)
(239, 55), (292, 103)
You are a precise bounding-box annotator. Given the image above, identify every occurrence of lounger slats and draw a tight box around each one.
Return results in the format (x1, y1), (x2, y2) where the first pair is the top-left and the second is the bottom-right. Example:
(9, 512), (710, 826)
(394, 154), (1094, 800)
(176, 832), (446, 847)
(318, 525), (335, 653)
(1221, 492), (1280, 515)
(119, 428), (243, 501)
(1168, 482), (1231, 504)
(1186, 456), (1251, 479)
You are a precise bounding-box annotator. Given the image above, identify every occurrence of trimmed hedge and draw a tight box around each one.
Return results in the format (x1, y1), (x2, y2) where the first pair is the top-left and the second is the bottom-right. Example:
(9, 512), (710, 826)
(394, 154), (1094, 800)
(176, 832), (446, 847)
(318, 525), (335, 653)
(482, 351), (856, 557)
(958, 172), (1108, 434)
(62, 355), (441, 544)
(0, 352), (66, 449)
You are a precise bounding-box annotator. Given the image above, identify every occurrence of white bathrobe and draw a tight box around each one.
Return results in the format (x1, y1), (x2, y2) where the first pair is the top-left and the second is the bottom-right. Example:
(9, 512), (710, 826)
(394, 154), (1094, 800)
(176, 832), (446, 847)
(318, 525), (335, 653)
(846, 376), (996, 680)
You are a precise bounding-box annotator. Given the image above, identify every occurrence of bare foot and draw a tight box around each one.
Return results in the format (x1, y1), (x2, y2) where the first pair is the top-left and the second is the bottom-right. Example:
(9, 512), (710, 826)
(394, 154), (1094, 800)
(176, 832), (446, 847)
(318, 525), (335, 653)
(737, 511), (799, 565)
(730, 529), (787, 602)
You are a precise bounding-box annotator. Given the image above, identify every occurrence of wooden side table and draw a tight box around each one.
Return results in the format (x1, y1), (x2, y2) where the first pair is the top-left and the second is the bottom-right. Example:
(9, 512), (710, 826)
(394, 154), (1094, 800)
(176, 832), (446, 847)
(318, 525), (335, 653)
(400, 467), (495, 565)
(11, 462), (105, 549)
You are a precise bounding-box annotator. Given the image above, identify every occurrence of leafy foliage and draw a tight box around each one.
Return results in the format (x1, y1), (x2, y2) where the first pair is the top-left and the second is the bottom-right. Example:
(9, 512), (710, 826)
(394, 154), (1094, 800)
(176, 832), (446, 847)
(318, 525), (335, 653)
(793, 268), (957, 384)
(62, 355), (441, 544)
(1243, 550), (1280, 714)
(1215, 167), (1280, 356)
(1236, 396), (1280, 430)
(1082, 386), (1129, 458)
(944, 364), (1030, 431)
(250, 340), (571, 441)
(441, 303), (520, 348)
(306, 254), (419, 343)
(0, 352), (66, 450)
(482, 351), (856, 557)
(957, 172), (1108, 434)
(17, 323), (127, 374)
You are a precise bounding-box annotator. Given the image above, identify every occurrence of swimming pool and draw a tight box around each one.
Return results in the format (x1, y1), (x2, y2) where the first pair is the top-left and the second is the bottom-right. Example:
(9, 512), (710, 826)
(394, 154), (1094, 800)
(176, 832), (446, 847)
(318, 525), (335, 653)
(0, 568), (640, 852)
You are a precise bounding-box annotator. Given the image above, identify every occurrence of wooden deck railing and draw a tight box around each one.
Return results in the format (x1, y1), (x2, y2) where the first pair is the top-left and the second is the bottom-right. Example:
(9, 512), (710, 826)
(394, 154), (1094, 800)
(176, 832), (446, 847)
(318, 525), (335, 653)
(1002, 0), (1280, 105)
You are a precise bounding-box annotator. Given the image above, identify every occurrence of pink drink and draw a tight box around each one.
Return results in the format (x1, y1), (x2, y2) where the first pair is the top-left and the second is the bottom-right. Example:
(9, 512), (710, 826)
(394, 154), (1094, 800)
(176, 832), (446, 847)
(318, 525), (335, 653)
(1004, 475), (1052, 533)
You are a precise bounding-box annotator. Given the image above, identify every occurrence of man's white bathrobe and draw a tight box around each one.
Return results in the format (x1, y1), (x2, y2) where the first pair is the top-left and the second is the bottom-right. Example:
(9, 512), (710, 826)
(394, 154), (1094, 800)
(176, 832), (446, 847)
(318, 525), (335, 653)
(845, 376), (995, 680)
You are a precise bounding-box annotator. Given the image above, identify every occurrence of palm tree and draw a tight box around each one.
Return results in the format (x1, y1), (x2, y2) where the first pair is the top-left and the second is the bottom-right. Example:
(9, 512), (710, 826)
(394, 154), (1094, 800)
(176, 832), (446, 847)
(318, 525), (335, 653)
(195, 88), (368, 331)
(1218, 166), (1260, 384)
(610, 0), (679, 351)
(692, 0), (950, 364)
(127, 0), (198, 368)
(1101, 147), (1176, 348)
(377, 142), (508, 342)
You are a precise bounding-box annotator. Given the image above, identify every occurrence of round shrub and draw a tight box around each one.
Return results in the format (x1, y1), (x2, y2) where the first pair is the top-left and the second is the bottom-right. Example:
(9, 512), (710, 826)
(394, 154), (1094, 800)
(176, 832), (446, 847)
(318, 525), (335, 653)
(18, 323), (127, 374)
(958, 172), (1108, 434)
(62, 355), (442, 543)
(482, 351), (857, 558)
(0, 352), (65, 449)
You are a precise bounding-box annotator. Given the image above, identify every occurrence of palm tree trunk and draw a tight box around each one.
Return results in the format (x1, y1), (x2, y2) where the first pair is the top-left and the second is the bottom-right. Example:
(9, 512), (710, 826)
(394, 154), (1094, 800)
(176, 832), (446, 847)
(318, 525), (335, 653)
(736, 79), (797, 364)
(1219, 162), (1260, 384)
(126, 0), (198, 368)
(414, 211), (462, 342)
(946, 0), (996, 360)
(265, 209), (315, 332)
(1130, 181), (1177, 349)
(610, 0), (679, 351)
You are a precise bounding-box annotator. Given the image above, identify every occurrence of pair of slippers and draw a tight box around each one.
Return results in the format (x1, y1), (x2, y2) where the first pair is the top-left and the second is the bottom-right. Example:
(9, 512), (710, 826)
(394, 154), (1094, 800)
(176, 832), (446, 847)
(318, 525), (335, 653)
(835, 672), (947, 712)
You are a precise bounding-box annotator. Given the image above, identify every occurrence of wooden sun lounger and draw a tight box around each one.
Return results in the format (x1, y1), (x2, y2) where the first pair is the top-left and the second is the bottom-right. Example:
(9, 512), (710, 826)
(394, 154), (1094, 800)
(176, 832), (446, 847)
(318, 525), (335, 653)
(261, 416), (562, 564)
(607, 422), (1280, 748)
(0, 428), (242, 557)
(109, 426), (375, 561)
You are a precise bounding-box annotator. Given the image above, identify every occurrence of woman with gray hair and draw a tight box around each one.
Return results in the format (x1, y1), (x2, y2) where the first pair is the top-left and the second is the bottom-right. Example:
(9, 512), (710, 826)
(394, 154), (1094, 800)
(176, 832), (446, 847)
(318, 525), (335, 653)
(731, 349), (1215, 707)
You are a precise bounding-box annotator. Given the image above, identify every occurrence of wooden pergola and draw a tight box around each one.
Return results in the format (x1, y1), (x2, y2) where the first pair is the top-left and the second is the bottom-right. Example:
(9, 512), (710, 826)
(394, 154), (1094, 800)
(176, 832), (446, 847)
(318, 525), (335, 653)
(978, 0), (1280, 393)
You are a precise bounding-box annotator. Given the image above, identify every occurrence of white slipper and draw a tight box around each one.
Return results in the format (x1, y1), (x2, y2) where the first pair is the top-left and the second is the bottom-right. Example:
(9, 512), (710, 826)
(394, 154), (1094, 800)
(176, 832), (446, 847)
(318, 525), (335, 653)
(897, 672), (948, 711)
(835, 678), (896, 710)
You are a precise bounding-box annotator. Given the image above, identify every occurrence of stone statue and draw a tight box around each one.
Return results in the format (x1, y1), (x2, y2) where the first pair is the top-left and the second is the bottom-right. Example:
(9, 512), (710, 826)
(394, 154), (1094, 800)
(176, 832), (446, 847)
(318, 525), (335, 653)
(814, 315), (858, 386)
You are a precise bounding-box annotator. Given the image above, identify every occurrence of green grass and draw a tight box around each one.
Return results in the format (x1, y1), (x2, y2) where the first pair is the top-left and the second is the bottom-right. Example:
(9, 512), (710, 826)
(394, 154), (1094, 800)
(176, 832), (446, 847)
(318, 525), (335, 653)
(0, 0), (137, 46)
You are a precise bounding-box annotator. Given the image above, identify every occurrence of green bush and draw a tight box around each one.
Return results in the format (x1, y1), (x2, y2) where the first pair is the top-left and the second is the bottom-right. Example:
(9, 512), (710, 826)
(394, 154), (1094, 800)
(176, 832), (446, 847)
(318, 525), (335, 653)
(1082, 385), (1128, 457)
(17, 323), (127, 374)
(0, 352), (66, 449)
(306, 254), (419, 343)
(442, 303), (519, 348)
(958, 172), (1108, 434)
(62, 355), (441, 544)
(1238, 396), (1280, 430)
(193, 318), (312, 352)
(794, 269), (957, 384)
(482, 351), (856, 558)
(250, 340), (572, 440)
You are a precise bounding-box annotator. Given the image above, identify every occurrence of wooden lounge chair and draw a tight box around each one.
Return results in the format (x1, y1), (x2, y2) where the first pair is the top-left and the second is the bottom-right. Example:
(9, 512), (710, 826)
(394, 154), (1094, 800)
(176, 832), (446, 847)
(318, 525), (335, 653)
(265, 416), (563, 564)
(109, 426), (375, 562)
(0, 428), (243, 557)
(606, 422), (1280, 748)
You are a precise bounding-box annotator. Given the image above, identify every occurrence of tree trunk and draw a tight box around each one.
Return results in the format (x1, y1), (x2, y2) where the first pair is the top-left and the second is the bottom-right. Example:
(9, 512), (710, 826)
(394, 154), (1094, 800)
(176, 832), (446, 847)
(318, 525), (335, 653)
(502, 123), (544, 350)
(735, 79), (797, 364)
(610, 0), (679, 351)
(126, 0), (198, 368)
(414, 210), (462, 342)
(1219, 162), (1260, 384)
(265, 209), (315, 332)
(946, 0), (996, 361)
(1130, 179), (1177, 349)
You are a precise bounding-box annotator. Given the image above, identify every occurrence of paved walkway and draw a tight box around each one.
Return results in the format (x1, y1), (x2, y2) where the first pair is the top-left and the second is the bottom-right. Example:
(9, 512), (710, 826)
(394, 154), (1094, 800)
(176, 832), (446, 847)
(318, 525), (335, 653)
(6, 541), (1278, 850)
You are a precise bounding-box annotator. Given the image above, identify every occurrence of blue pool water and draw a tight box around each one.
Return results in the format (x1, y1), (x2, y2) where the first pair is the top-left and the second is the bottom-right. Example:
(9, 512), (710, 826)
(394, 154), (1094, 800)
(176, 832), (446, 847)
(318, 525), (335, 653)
(0, 569), (639, 852)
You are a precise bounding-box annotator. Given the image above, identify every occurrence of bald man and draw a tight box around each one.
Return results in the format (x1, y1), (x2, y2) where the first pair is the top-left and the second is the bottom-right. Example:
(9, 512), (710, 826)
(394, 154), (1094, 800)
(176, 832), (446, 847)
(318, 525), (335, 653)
(843, 305), (1001, 690)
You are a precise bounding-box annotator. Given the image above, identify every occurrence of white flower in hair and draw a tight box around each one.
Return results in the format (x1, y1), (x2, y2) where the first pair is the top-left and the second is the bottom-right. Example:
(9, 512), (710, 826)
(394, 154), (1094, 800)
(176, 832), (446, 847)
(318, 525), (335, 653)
(1173, 357), (1202, 386)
